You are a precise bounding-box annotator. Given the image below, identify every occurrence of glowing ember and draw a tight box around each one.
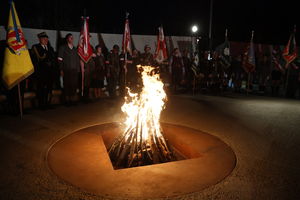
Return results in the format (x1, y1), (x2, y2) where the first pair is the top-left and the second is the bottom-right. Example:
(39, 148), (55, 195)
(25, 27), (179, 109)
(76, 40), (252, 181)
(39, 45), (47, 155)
(108, 65), (175, 168)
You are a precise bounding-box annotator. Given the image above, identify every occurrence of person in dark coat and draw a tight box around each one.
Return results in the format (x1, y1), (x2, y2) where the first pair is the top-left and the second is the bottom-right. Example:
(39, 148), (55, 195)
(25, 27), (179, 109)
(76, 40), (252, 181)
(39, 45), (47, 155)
(126, 49), (140, 92)
(285, 63), (299, 98)
(92, 45), (106, 99)
(271, 67), (282, 97)
(57, 33), (80, 105)
(31, 32), (56, 109)
(106, 45), (121, 98)
(169, 48), (185, 93)
(140, 45), (154, 66)
(182, 49), (193, 92)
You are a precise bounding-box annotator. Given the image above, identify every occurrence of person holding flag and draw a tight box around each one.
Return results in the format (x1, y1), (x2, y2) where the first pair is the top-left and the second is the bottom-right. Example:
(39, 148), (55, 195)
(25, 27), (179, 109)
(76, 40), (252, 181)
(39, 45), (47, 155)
(77, 16), (95, 102)
(2, 0), (34, 117)
(242, 30), (256, 94)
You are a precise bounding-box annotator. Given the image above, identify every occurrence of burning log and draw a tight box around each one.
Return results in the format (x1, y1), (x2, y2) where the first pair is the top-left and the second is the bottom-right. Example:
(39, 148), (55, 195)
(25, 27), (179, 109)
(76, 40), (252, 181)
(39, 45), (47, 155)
(108, 65), (176, 169)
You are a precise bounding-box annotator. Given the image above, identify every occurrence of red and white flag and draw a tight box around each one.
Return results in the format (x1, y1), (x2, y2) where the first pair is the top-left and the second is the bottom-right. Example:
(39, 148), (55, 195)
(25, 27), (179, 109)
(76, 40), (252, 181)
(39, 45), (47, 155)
(78, 16), (93, 63)
(282, 26), (297, 67)
(154, 26), (168, 63)
(122, 15), (131, 55)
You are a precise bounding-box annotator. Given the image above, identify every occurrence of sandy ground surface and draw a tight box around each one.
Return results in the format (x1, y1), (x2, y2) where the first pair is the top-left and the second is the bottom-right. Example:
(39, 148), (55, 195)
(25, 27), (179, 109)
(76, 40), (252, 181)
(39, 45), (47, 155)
(0, 94), (300, 200)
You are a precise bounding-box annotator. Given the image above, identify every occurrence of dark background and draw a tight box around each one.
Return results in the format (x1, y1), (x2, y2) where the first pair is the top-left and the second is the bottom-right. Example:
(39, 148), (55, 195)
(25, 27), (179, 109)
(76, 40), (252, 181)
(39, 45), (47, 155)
(0, 0), (299, 47)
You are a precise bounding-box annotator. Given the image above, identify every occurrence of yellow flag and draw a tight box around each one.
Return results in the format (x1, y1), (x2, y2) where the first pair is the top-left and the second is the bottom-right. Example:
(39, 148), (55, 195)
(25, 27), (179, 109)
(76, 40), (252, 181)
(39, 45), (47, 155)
(2, 1), (34, 89)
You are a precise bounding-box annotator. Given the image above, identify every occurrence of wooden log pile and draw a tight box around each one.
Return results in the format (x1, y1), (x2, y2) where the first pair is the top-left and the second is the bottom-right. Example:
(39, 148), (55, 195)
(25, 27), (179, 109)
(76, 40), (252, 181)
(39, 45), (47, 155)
(108, 120), (176, 169)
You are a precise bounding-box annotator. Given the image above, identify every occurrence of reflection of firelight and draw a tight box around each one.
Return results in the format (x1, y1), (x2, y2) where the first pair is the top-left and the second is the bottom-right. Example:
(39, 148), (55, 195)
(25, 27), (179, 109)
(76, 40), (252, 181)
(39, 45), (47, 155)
(108, 65), (175, 169)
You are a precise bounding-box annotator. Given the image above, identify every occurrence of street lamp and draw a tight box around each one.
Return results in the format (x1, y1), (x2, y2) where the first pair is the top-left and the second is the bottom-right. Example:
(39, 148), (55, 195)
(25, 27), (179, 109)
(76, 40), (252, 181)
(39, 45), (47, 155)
(191, 25), (199, 53)
(190, 25), (199, 61)
(190, 25), (200, 95)
(191, 25), (198, 33)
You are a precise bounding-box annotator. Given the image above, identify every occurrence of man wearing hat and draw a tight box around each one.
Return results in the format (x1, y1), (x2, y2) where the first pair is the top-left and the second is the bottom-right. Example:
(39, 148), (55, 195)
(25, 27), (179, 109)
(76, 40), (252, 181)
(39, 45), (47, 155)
(140, 45), (154, 66)
(31, 32), (56, 109)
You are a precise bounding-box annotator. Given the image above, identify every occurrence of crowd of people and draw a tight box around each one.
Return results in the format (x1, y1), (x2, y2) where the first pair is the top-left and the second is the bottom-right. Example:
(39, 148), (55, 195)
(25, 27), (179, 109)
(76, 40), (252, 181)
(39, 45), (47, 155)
(1, 31), (300, 114)
(0, 31), (193, 113)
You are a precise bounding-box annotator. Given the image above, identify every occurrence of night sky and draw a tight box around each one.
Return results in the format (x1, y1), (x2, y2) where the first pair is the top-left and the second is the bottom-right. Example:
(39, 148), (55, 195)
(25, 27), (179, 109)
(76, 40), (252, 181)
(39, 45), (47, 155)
(0, 0), (299, 47)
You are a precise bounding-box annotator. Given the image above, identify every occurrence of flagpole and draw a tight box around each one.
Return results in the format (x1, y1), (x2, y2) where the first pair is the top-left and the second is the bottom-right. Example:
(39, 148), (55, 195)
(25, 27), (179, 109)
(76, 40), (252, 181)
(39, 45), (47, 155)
(81, 10), (86, 97)
(208, 0), (214, 59)
(124, 12), (129, 90)
(247, 30), (254, 95)
(17, 83), (23, 119)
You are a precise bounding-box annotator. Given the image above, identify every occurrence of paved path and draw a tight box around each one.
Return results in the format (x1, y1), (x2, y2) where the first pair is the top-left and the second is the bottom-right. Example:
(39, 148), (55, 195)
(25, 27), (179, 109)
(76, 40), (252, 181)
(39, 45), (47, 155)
(0, 95), (300, 199)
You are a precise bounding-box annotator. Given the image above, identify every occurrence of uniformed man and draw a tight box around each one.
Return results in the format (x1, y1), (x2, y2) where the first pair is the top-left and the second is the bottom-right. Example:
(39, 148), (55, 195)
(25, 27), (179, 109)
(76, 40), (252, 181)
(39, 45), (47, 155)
(106, 45), (121, 98)
(140, 45), (154, 66)
(31, 32), (56, 109)
(57, 33), (80, 105)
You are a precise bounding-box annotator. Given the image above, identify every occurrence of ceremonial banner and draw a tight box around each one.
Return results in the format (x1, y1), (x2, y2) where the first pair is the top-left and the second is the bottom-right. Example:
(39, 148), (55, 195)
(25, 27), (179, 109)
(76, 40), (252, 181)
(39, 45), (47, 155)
(216, 29), (231, 69)
(282, 27), (297, 66)
(122, 15), (131, 55)
(77, 16), (93, 63)
(154, 26), (168, 63)
(242, 31), (256, 73)
(2, 1), (34, 89)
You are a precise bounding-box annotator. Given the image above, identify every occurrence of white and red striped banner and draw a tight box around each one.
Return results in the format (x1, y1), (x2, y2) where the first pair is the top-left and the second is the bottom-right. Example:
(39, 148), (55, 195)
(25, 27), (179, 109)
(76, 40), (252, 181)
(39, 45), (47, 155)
(78, 16), (93, 63)
(154, 26), (168, 63)
(122, 17), (131, 55)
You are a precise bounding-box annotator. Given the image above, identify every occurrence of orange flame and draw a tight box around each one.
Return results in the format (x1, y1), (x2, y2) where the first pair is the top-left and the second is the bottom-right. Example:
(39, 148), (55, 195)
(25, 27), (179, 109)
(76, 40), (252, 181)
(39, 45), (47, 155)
(122, 65), (167, 142)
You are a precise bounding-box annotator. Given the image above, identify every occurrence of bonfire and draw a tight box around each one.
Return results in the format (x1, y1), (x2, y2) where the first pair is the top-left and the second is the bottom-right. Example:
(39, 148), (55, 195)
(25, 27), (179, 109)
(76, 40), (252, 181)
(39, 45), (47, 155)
(108, 65), (175, 168)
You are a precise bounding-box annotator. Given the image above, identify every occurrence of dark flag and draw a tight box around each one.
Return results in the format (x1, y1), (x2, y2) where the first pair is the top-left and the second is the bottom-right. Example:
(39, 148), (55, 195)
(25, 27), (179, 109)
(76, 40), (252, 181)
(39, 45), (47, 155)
(97, 33), (109, 58)
(271, 50), (284, 72)
(216, 29), (231, 69)
(282, 26), (297, 67)
(242, 31), (256, 73)
(130, 35), (136, 52)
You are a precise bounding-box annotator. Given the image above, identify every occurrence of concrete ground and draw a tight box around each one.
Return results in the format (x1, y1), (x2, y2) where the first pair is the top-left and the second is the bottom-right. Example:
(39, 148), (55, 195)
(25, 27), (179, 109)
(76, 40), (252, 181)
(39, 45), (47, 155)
(0, 94), (300, 200)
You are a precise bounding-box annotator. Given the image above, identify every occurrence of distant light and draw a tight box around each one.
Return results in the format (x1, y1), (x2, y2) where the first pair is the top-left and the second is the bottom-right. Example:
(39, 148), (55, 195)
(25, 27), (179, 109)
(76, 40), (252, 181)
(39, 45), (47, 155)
(208, 52), (212, 60)
(191, 25), (198, 33)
